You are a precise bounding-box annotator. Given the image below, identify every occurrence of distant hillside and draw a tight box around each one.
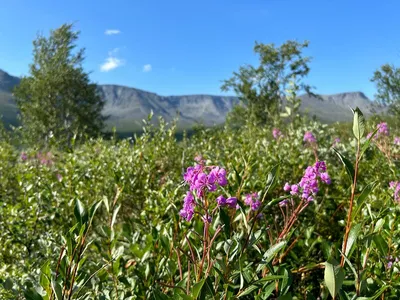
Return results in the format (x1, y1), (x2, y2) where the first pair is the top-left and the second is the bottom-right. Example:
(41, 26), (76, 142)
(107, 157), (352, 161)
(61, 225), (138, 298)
(0, 69), (20, 126)
(298, 92), (387, 123)
(0, 68), (388, 132)
(98, 85), (239, 131)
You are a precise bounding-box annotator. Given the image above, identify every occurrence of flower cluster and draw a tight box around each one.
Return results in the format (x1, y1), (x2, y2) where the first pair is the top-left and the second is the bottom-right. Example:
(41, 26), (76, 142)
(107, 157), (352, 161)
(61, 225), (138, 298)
(394, 137), (400, 146)
(180, 159), (236, 221)
(386, 255), (399, 269)
(304, 131), (316, 144)
(244, 192), (261, 211)
(284, 161), (331, 202)
(272, 128), (283, 140)
(367, 122), (390, 140)
(377, 122), (389, 136)
(20, 152), (28, 161)
(37, 152), (53, 166)
(20, 151), (54, 166)
(389, 181), (400, 202)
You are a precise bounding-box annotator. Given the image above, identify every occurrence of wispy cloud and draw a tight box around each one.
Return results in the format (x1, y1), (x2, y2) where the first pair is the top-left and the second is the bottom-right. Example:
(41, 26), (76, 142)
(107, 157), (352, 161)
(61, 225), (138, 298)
(100, 48), (125, 72)
(105, 29), (121, 35)
(143, 64), (152, 72)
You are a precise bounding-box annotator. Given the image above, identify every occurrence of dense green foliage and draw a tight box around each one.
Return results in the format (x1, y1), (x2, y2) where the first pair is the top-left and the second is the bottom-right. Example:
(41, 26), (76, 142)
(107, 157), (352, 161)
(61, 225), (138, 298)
(221, 40), (314, 124)
(372, 64), (400, 117)
(1, 109), (400, 298)
(13, 24), (106, 147)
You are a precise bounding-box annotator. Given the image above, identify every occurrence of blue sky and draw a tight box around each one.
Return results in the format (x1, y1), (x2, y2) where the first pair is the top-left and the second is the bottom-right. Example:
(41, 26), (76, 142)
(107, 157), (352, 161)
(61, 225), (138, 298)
(1, 0), (400, 99)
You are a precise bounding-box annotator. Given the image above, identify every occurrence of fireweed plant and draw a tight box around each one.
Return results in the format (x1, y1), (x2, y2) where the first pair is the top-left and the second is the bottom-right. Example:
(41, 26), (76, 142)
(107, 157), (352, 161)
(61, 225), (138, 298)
(172, 154), (333, 298)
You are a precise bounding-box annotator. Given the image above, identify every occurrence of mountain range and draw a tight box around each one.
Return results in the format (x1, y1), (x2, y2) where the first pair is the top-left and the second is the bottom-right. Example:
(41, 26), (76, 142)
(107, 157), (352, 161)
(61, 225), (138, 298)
(0, 68), (386, 132)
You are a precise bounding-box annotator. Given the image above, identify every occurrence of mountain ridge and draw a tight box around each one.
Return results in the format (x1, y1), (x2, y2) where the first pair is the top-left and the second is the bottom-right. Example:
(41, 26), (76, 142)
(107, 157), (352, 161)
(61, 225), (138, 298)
(0, 68), (386, 131)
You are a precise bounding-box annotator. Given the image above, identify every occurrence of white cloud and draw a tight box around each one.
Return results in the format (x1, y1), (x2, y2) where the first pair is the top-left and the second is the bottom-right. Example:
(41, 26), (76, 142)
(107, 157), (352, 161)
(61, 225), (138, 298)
(143, 64), (152, 72)
(100, 48), (124, 72)
(105, 29), (121, 35)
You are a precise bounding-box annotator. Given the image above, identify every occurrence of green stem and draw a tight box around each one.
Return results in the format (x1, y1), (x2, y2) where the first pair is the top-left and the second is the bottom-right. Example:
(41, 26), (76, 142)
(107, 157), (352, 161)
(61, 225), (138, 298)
(341, 139), (361, 267)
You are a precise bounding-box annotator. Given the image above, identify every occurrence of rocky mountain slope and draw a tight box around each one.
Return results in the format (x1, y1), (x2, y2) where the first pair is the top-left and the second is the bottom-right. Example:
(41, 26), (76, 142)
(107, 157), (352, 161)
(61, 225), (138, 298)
(0, 68), (386, 132)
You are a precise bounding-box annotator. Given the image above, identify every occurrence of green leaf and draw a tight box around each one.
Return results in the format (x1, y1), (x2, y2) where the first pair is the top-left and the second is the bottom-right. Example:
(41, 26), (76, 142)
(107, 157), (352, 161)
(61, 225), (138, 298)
(344, 223), (361, 258)
(111, 204), (121, 229)
(353, 181), (378, 217)
(24, 289), (44, 300)
(263, 241), (286, 263)
(257, 241), (286, 271)
(278, 268), (292, 295)
(370, 285), (391, 300)
(89, 200), (102, 221)
(3, 278), (13, 290)
(264, 195), (291, 209)
(333, 148), (355, 183)
(324, 258), (345, 298)
(278, 293), (292, 300)
(39, 260), (51, 291)
(74, 199), (87, 224)
(262, 164), (280, 199)
(338, 290), (350, 300)
(251, 275), (288, 285)
(259, 282), (275, 298)
(238, 285), (259, 297)
(374, 218), (385, 233)
(373, 235), (388, 257)
(51, 279), (63, 300)
(219, 208), (231, 237)
(192, 279), (206, 299)
(352, 107), (365, 140)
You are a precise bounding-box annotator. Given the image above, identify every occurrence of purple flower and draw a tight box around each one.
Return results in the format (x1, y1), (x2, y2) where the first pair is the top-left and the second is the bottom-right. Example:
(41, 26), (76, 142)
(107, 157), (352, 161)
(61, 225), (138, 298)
(377, 122), (389, 136)
(320, 172), (331, 184)
(36, 152), (53, 166)
(304, 131), (316, 143)
(290, 184), (299, 195)
(386, 255), (398, 269)
(283, 161), (331, 202)
(21, 152), (27, 161)
(244, 192), (261, 211)
(226, 197), (238, 208)
(216, 195), (226, 207)
(314, 161), (327, 173)
(279, 199), (289, 207)
(244, 193), (253, 205)
(251, 200), (261, 211)
(181, 159), (232, 221)
(180, 192), (196, 221)
(193, 173), (217, 192)
(272, 128), (283, 139)
(332, 137), (341, 146)
(210, 166), (228, 186)
(184, 166), (196, 183)
(389, 181), (400, 202)
(283, 182), (291, 192)
(394, 137), (400, 145)
(56, 173), (63, 182)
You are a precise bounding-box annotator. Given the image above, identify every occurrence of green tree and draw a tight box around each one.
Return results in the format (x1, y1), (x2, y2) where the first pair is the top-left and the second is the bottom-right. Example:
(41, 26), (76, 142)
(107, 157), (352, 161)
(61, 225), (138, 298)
(221, 40), (314, 124)
(371, 64), (400, 117)
(14, 23), (106, 146)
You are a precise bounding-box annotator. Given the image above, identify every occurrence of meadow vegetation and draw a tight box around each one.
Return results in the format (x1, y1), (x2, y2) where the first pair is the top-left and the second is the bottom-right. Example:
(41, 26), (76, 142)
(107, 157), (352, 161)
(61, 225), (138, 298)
(2, 23), (400, 299)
